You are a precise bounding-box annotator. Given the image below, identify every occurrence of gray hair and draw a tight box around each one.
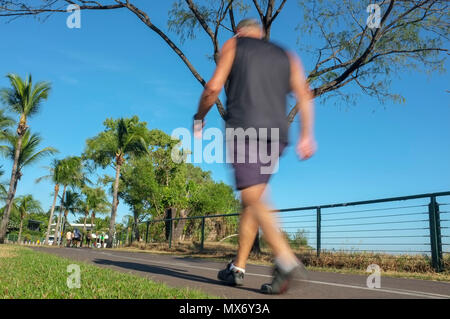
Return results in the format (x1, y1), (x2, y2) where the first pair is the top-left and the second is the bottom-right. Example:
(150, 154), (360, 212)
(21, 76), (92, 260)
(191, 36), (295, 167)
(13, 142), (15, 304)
(236, 18), (262, 31)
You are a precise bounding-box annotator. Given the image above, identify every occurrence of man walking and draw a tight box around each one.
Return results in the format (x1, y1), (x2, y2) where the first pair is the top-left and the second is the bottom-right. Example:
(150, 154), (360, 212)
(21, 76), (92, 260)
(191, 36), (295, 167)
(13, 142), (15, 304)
(193, 19), (316, 294)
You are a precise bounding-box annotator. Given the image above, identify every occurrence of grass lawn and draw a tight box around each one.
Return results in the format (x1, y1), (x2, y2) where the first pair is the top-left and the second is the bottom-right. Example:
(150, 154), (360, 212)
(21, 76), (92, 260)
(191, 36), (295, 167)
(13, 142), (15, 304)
(0, 245), (215, 299)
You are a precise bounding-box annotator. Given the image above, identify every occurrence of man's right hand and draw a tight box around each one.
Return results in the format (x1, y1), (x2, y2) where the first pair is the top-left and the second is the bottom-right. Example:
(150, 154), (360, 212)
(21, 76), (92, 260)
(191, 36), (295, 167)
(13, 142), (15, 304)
(297, 135), (317, 160)
(193, 118), (205, 139)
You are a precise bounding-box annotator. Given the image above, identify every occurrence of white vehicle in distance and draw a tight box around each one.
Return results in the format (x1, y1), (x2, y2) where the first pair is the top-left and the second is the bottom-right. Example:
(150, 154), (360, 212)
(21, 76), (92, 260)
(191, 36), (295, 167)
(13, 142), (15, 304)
(47, 235), (62, 246)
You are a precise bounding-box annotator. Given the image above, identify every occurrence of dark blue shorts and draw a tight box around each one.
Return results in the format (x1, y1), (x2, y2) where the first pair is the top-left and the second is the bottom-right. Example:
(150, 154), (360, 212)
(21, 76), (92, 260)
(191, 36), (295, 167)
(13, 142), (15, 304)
(228, 138), (287, 191)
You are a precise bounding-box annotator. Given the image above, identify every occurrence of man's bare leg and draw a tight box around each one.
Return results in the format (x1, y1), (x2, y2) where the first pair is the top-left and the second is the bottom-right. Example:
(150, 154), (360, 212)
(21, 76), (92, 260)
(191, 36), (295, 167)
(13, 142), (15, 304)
(234, 202), (262, 269)
(218, 183), (301, 289)
(240, 184), (298, 266)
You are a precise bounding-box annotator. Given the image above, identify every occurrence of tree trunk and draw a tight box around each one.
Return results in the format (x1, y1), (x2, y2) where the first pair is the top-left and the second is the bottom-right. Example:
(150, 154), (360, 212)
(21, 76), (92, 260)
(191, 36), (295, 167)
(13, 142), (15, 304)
(91, 211), (95, 232)
(17, 217), (24, 244)
(173, 209), (188, 242)
(133, 212), (140, 242)
(53, 185), (67, 246)
(62, 209), (69, 234)
(83, 213), (88, 233)
(126, 227), (130, 245)
(0, 130), (24, 243)
(164, 207), (173, 241)
(107, 159), (121, 248)
(44, 184), (59, 245)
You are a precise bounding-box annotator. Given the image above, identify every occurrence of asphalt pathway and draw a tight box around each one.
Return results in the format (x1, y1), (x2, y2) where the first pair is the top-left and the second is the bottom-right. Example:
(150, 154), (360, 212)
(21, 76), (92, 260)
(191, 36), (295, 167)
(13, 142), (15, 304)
(32, 247), (450, 299)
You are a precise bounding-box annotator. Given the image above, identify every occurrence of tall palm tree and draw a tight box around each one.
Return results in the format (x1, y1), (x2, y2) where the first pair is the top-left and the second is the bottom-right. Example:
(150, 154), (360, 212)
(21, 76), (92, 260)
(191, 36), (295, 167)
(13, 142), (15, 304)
(35, 158), (66, 245)
(0, 130), (57, 242)
(85, 117), (148, 247)
(0, 74), (51, 243)
(12, 195), (43, 243)
(52, 156), (85, 245)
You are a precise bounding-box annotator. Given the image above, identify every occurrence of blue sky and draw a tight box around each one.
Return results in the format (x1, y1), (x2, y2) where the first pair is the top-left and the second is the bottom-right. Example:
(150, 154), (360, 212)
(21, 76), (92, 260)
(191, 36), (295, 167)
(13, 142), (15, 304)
(0, 2), (449, 252)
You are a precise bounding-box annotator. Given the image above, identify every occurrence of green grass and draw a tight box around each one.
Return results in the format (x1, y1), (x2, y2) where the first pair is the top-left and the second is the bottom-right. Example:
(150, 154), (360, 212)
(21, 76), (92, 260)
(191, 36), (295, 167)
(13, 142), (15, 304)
(0, 245), (215, 299)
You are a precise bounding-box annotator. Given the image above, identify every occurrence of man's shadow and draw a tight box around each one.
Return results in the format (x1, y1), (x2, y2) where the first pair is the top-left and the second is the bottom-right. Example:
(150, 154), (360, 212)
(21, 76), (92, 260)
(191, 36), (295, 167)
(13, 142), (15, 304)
(93, 258), (261, 294)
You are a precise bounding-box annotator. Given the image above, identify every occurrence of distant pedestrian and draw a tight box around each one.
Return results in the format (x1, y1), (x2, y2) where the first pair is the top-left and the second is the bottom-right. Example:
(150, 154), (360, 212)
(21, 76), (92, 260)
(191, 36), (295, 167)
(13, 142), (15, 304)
(103, 234), (109, 248)
(72, 228), (81, 248)
(91, 233), (97, 248)
(100, 233), (105, 248)
(66, 230), (72, 248)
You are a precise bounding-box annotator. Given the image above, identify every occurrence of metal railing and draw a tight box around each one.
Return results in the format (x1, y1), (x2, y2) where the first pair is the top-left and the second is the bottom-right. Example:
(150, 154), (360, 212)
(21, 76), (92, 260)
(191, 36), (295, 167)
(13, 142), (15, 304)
(116, 191), (450, 272)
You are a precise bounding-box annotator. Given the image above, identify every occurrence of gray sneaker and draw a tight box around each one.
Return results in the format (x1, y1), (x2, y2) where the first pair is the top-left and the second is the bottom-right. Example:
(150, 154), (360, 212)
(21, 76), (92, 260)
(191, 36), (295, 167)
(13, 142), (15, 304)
(217, 262), (245, 286)
(261, 262), (307, 294)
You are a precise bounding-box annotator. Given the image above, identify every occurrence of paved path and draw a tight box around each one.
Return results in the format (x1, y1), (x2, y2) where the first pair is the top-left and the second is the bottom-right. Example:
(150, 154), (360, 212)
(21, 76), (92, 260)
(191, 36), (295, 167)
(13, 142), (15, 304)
(32, 247), (450, 299)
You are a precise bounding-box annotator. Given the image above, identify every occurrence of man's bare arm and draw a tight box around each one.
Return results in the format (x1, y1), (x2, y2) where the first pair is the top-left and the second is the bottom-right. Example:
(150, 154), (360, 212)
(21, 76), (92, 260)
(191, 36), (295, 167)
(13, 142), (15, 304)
(288, 52), (314, 136)
(195, 38), (236, 120)
(288, 52), (316, 159)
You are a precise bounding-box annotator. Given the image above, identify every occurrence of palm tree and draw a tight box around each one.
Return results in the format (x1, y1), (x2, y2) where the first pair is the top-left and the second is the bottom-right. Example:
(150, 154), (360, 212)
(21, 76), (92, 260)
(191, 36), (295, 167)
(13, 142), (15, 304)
(12, 195), (43, 243)
(79, 186), (109, 233)
(78, 192), (90, 234)
(0, 130), (57, 242)
(36, 158), (64, 245)
(0, 74), (51, 243)
(57, 190), (81, 234)
(84, 117), (148, 247)
(52, 156), (85, 245)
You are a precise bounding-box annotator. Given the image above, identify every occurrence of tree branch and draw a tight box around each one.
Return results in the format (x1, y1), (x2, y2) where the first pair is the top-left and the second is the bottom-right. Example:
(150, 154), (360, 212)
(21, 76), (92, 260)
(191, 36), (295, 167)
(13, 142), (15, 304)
(267, 0), (286, 27)
(0, 0), (125, 16)
(116, 0), (226, 117)
(252, 0), (264, 22)
(185, 0), (218, 62)
(288, 0), (397, 124)
(228, 1), (236, 33)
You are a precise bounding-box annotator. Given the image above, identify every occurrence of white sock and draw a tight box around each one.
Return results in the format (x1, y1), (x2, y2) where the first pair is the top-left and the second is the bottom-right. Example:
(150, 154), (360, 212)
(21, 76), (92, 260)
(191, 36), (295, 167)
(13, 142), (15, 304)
(230, 263), (246, 274)
(275, 255), (300, 273)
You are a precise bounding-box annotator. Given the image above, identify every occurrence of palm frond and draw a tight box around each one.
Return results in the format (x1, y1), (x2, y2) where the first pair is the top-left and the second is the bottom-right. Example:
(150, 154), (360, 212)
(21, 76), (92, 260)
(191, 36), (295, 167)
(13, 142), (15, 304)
(0, 73), (51, 118)
(0, 130), (58, 173)
(21, 146), (58, 170)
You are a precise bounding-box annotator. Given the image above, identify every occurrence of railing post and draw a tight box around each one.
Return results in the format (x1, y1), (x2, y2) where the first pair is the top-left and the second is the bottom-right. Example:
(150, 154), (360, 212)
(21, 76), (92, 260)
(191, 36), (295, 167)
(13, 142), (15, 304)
(168, 218), (173, 248)
(316, 207), (321, 257)
(200, 217), (205, 251)
(428, 196), (443, 272)
(146, 222), (149, 243)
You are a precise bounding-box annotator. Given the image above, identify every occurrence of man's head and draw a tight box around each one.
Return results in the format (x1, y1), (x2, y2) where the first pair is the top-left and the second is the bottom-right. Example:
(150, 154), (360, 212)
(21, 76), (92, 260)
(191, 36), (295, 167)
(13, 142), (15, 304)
(236, 18), (264, 39)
